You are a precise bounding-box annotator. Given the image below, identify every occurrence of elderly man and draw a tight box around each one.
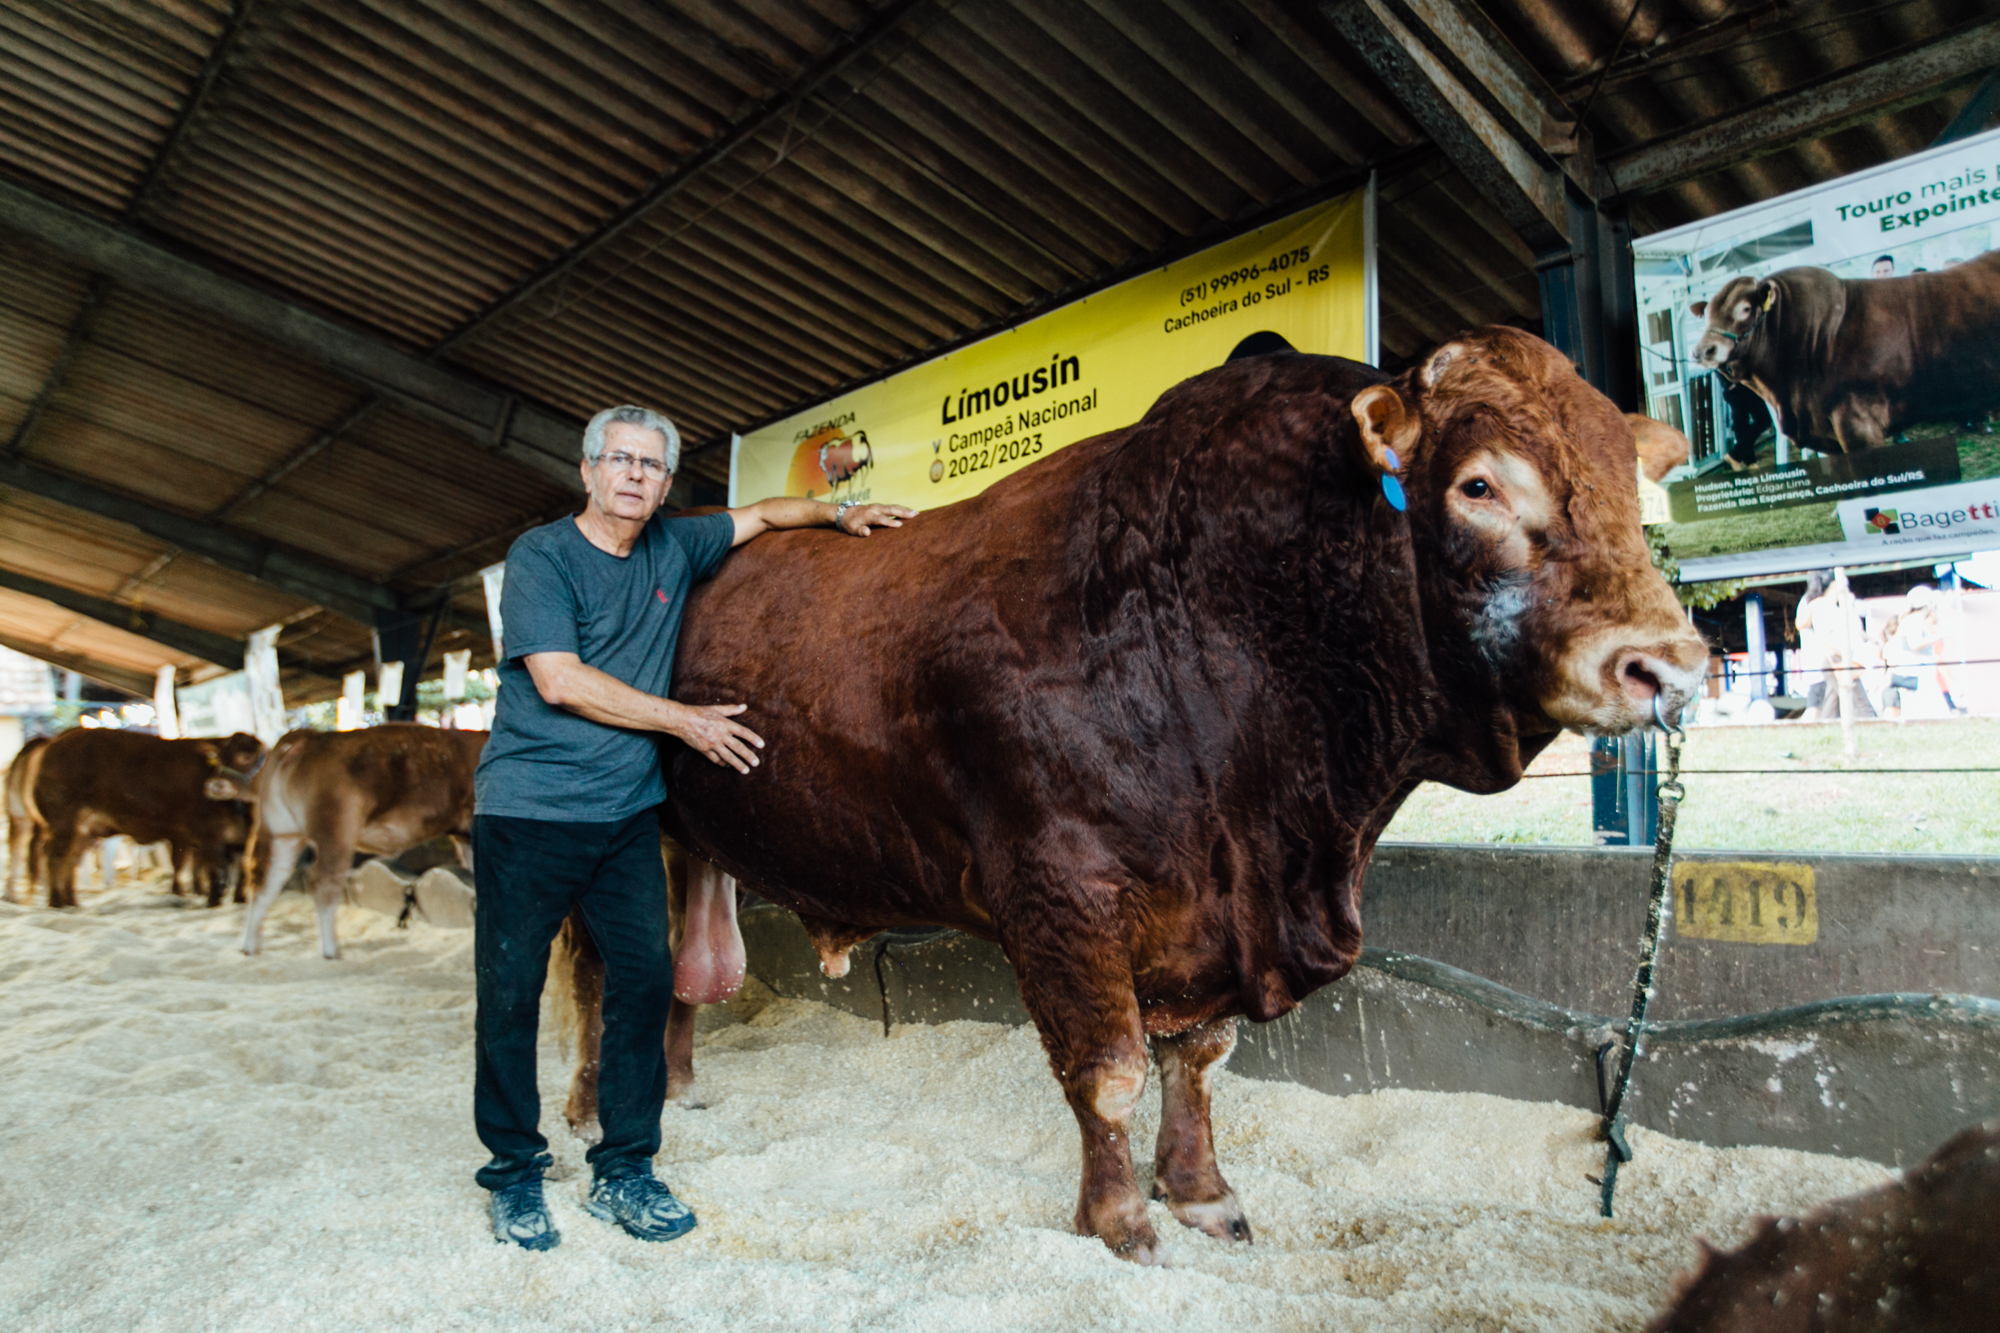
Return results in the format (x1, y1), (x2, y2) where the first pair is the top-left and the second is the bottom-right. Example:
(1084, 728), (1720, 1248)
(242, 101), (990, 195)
(473, 405), (913, 1250)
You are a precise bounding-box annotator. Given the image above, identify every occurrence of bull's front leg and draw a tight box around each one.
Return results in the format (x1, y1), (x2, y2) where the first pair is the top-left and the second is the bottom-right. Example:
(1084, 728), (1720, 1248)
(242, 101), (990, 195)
(1003, 909), (1162, 1262)
(1150, 1017), (1250, 1242)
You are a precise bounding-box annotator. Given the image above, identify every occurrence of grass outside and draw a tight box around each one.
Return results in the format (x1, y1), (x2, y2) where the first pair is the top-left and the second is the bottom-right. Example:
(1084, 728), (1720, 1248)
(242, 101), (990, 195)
(1384, 716), (2000, 855)
(1660, 500), (1841, 560)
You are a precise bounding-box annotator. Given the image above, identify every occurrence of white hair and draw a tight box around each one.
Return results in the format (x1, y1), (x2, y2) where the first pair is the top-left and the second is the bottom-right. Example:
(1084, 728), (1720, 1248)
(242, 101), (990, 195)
(582, 405), (680, 471)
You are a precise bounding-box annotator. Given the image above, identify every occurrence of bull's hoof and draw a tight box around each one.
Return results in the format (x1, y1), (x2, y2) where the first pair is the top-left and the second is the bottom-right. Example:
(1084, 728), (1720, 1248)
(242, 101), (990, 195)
(1111, 1233), (1168, 1266)
(565, 1115), (603, 1147)
(1151, 1180), (1253, 1242)
(667, 1082), (709, 1111)
(1080, 1206), (1166, 1265)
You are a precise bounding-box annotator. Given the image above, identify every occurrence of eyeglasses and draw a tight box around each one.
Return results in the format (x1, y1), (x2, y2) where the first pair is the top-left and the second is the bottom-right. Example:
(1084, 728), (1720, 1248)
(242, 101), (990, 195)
(597, 450), (669, 477)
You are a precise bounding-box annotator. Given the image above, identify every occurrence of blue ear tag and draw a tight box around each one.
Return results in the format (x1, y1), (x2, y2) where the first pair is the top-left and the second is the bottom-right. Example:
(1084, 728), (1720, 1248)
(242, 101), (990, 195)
(1382, 474), (1407, 511)
(1384, 447), (1402, 471)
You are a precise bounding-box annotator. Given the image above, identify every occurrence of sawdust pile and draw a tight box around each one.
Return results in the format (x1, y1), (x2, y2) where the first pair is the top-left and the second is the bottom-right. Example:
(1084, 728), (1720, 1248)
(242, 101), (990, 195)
(0, 882), (1888, 1332)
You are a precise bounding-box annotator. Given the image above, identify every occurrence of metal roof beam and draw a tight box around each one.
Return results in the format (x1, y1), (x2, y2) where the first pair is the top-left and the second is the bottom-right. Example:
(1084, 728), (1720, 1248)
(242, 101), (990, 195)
(0, 455), (395, 623)
(0, 178), (583, 491)
(1932, 68), (2000, 148)
(0, 629), (154, 698)
(428, 0), (933, 357)
(0, 567), (247, 669)
(1325, 0), (1581, 252)
(1602, 18), (2000, 197)
(3, 275), (108, 461)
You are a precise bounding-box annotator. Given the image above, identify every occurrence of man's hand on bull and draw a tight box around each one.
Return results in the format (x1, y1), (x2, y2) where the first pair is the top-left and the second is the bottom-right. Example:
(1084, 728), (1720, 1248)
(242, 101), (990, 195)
(726, 495), (918, 547)
(833, 502), (917, 537)
(666, 700), (765, 774)
(523, 652), (765, 773)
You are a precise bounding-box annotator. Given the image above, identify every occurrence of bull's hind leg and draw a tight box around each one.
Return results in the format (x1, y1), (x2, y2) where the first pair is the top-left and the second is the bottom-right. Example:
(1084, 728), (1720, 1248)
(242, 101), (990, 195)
(661, 846), (701, 1106)
(664, 998), (701, 1106)
(558, 908), (606, 1139)
(1150, 1017), (1251, 1242)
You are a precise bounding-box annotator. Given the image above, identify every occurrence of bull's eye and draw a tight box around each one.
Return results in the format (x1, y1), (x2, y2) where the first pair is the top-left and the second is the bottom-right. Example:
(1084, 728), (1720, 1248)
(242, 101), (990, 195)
(1460, 479), (1491, 499)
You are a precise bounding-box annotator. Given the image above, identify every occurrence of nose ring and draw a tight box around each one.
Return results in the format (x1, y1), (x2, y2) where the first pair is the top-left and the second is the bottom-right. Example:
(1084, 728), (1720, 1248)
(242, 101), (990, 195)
(1652, 692), (1684, 738)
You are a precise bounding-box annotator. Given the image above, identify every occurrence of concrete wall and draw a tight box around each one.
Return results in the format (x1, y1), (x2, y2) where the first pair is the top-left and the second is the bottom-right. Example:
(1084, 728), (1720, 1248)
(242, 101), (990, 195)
(1363, 842), (2000, 1019)
(734, 841), (2000, 1168)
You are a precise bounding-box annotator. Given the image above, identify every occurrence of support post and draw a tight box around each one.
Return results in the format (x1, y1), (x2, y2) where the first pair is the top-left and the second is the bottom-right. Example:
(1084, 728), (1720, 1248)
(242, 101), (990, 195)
(1591, 736), (1628, 846)
(373, 601), (448, 723)
(1745, 591), (1769, 700)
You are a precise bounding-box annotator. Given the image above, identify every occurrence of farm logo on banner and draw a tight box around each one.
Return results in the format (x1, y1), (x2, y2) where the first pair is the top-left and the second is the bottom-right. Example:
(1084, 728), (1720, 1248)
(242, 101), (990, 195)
(730, 187), (1376, 510)
(1633, 126), (2000, 582)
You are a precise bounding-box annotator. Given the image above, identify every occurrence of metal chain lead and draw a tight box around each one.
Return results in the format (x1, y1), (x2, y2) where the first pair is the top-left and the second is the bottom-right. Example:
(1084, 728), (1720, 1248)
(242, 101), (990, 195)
(1598, 706), (1686, 1218)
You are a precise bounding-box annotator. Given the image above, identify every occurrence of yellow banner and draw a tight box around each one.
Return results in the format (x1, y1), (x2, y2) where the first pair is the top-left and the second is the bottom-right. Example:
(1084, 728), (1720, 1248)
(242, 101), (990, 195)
(730, 187), (1375, 509)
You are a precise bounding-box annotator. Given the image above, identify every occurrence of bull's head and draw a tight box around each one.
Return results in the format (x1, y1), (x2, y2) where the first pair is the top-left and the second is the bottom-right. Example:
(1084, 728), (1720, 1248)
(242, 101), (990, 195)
(1687, 276), (1774, 376)
(1351, 328), (1707, 737)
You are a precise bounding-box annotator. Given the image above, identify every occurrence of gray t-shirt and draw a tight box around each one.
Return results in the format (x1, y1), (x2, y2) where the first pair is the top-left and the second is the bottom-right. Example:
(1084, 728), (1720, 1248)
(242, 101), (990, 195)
(474, 510), (735, 822)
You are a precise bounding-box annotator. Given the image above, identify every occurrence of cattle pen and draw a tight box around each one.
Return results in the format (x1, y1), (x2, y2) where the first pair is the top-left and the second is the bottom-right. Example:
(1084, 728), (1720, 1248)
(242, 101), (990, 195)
(6, 2), (2000, 1330)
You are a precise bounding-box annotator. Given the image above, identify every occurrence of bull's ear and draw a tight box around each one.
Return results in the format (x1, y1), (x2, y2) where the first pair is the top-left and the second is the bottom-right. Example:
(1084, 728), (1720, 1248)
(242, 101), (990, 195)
(1351, 384), (1419, 474)
(1689, 299), (1707, 317)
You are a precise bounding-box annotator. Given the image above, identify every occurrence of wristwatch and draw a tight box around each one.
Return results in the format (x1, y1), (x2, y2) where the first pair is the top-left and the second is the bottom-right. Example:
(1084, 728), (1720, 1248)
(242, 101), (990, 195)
(833, 500), (859, 527)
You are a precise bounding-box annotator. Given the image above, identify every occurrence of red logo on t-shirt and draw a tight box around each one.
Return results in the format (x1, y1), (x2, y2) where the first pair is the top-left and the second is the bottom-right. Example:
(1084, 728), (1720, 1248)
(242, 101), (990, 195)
(656, 589), (668, 604)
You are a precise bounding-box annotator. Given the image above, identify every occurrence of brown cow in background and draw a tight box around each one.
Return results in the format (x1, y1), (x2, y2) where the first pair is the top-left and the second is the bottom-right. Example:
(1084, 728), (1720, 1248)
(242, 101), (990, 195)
(220, 724), (486, 959)
(558, 329), (1707, 1262)
(1644, 1120), (1999, 1331)
(4, 734), (51, 903)
(1690, 251), (2000, 453)
(29, 729), (262, 909)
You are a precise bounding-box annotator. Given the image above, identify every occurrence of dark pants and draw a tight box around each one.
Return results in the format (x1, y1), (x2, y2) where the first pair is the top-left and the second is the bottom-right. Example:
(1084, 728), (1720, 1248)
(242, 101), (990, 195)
(472, 808), (671, 1191)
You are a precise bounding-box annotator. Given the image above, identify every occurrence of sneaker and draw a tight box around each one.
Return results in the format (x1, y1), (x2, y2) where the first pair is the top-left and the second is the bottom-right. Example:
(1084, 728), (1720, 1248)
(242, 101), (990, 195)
(490, 1178), (560, 1251)
(584, 1173), (698, 1243)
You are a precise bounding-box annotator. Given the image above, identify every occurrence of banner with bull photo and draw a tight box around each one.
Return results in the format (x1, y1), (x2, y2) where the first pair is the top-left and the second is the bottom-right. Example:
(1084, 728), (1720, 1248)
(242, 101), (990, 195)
(1635, 127), (2000, 581)
(729, 186), (1375, 510)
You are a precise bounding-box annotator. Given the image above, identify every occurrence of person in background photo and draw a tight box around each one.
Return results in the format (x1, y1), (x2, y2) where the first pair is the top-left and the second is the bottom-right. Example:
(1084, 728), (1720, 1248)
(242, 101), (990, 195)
(1795, 570), (1834, 715)
(1895, 585), (1967, 715)
(1871, 255), (1895, 277)
(1800, 570), (1875, 720)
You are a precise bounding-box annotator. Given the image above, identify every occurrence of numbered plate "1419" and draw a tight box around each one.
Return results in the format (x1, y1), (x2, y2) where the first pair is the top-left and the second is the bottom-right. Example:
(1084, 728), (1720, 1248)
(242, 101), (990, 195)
(1673, 861), (1818, 945)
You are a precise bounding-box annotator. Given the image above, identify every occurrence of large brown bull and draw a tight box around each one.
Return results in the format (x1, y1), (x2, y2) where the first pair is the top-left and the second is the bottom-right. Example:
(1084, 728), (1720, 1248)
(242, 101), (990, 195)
(567, 329), (1707, 1261)
(1689, 251), (2000, 452)
(224, 724), (486, 959)
(28, 729), (262, 909)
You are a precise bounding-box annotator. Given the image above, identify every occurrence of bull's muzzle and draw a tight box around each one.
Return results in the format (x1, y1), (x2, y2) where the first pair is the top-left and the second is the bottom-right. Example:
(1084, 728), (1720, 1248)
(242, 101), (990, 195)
(1606, 644), (1705, 730)
(1548, 629), (1708, 736)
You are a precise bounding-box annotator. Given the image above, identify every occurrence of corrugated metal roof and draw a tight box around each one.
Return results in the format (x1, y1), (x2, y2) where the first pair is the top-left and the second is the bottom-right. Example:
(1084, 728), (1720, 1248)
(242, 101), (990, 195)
(0, 0), (1990, 695)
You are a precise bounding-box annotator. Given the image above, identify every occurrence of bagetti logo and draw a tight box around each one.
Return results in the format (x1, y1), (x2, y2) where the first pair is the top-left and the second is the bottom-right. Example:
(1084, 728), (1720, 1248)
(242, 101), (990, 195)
(1838, 479), (2000, 551)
